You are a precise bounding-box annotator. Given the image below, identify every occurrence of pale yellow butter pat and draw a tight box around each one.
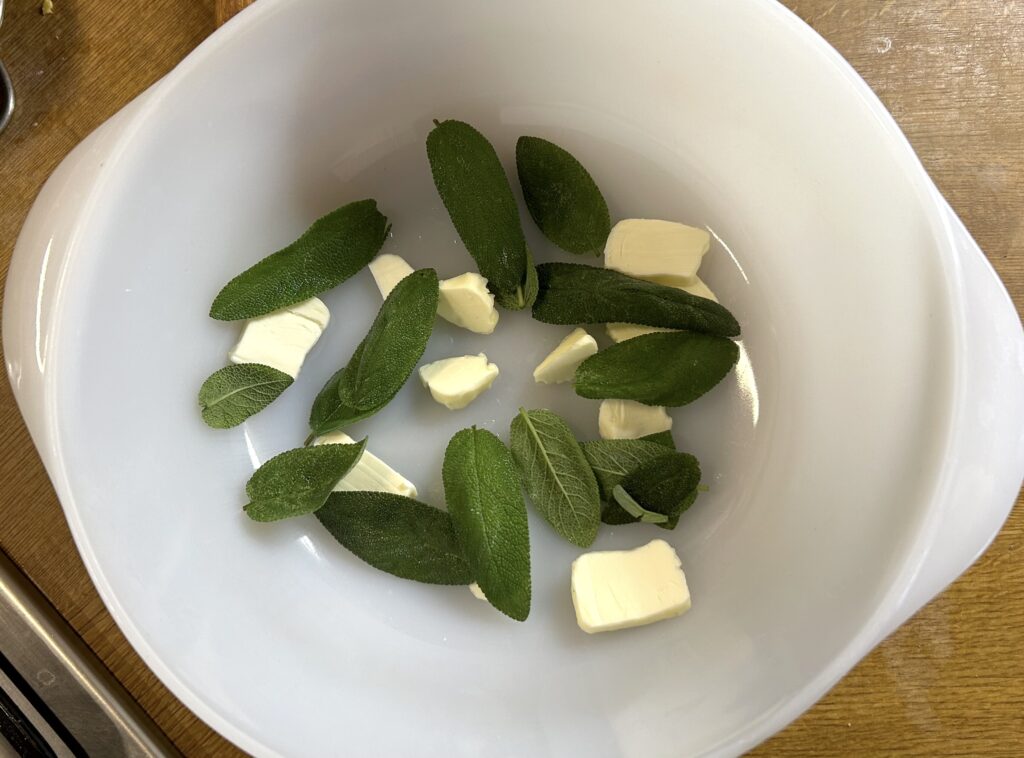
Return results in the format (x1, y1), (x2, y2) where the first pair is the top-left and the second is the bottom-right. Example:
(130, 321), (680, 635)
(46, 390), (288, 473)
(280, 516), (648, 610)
(604, 219), (710, 283)
(533, 328), (598, 384)
(418, 354), (499, 410)
(314, 431), (418, 497)
(598, 399), (672, 440)
(228, 297), (330, 379)
(368, 254), (415, 298)
(468, 582), (487, 601)
(571, 539), (691, 634)
(678, 275), (718, 303)
(438, 273), (499, 334)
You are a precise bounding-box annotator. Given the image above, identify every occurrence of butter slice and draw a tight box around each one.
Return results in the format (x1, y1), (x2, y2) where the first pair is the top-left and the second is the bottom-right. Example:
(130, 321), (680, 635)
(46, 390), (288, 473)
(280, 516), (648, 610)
(369, 254), (415, 298)
(605, 219), (710, 283)
(468, 582), (487, 601)
(228, 297), (330, 378)
(571, 539), (691, 634)
(438, 273), (499, 334)
(533, 328), (598, 384)
(419, 354), (499, 410)
(678, 275), (718, 303)
(314, 431), (417, 497)
(599, 399), (672, 439)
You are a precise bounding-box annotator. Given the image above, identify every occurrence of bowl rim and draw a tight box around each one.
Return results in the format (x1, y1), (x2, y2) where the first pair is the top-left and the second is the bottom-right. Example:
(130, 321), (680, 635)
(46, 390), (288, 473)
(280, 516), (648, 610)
(35, 0), (973, 755)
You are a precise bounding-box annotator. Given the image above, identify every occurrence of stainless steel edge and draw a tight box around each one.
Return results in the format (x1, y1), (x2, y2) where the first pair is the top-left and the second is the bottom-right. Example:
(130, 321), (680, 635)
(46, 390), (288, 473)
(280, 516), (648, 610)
(0, 549), (181, 757)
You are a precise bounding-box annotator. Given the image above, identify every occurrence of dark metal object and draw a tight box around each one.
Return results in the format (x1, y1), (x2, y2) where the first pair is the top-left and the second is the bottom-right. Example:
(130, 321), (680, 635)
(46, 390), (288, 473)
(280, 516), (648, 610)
(0, 549), (181, 757)
(0, 0), (13, 134)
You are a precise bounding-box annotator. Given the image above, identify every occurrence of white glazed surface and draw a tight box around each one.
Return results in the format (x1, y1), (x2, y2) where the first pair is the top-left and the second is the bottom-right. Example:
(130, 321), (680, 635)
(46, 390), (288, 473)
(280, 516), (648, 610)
(4, 1), (1023, 756)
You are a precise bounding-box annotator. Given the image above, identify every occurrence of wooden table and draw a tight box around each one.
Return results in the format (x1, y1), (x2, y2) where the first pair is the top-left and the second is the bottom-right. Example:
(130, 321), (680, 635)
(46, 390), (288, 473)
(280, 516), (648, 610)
(0, 1), (1021, 754)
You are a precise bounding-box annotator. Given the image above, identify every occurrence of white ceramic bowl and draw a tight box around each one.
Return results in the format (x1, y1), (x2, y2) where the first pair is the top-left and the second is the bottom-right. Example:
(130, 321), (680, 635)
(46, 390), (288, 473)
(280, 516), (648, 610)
(5, 1), (1024, 755)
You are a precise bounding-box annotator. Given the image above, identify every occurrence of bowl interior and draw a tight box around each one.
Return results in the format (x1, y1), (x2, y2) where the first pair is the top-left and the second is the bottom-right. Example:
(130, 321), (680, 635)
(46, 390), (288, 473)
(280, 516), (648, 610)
(51, 0), (955, 754)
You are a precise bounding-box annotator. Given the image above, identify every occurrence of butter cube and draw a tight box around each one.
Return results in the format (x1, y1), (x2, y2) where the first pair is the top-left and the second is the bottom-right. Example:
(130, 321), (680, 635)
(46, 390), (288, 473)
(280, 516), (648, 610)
(571, 539), (691, 633)
(314, 431), (418, 497)
(533, 328), (598, 384)
(438, 273), (499, 334)
(368, 254), (415, 298)
(598, 399), (672, 440)
(228, 297), (329, 378)
(604, 219), (710, 283)
(418, 354), (499, 410)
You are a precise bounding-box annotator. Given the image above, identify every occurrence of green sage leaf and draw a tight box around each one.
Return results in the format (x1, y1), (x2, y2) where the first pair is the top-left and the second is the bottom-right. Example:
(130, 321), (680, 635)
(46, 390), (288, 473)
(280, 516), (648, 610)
(442, 427), (531, 621)
(426, 120), (533, 310)
(581, 438), (675, 502)
(244, 441), (366, 522)
(315, 492), (472, 585)
(516, 136), (610, 255)
(640, 430), (676, 448)
(611, 485), (668, 524)
(604, 452), (702, 530)
(575, 331), (740, 407)
(198, 363), (292, 429)
(509, 408), (601, 548)
(210, 199), (388, 321)
(308, 270), (439, 438)
(532, 262), (740, 337)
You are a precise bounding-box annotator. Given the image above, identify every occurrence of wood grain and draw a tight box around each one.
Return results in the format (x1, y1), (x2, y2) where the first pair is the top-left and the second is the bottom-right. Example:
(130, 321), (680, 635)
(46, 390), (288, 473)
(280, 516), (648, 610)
(0, 1), (1020, 755)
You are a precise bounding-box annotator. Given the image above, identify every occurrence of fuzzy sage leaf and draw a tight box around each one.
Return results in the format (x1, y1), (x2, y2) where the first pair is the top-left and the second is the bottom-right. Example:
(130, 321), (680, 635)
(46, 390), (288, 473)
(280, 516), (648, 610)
(210, 199), (388, 321)
(581, 438), (676, 502)
(427, 120), (534, 310)
(575, 331), (740, 407)
(509, 408), (600, 548)
(640, 430), (676, 448)
(442, 427), (531, 621)
(316, 492), (472, 585)
(532, 262), (740, 337)
(198, 363), (292, 429)
(308, 269), (439, 438)
(244, 440), (366, 522)
(603, 451), (702, 530)
(516, 136), (610, 255)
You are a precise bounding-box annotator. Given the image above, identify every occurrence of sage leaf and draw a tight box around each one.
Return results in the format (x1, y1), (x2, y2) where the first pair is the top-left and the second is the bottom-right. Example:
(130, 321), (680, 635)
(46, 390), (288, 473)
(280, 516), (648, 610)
(308, 270), (438, 438)
(509, 408), (600, 547)
(442, 427), (531, 621)
(244, 440), (366, 522)
(575, 331), (740, 407)
(640, 430), (676, 448)
(198, 363), (292, 429)
(516, 136), (610, 255)
(612, 485), (668, 524)
(581, 438), (675, 502)
(426, 120), (534, 310)
(532, 262), (740, 337)
(210, 199), (388, 321)
(604, 452), (702, 530)
(315, 492), (472, 585)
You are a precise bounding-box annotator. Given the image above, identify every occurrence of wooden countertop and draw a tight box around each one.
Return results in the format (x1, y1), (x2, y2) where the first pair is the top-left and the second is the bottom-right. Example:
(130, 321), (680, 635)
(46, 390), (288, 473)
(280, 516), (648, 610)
(0, 1), (1021, 755)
